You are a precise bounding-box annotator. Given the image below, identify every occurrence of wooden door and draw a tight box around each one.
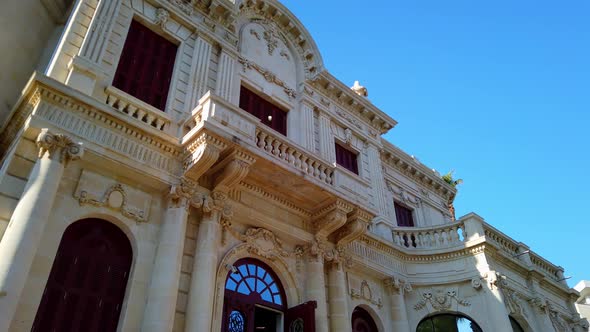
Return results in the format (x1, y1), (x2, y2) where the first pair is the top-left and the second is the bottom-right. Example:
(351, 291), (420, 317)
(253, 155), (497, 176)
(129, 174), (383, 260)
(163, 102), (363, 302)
(285, 301), (316, 332)
(31, 219), (132, 332)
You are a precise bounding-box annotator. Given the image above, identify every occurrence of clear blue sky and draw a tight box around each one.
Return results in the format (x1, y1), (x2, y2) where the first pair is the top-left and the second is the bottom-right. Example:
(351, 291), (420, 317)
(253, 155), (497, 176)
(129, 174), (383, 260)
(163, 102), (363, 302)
(280, 0), (590, 286)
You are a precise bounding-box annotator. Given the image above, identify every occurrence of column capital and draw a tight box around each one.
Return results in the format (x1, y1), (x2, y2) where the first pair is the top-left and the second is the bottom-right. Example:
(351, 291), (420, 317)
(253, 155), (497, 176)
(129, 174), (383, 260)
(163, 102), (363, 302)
(168, 177), (198, 210)
(384, 275), (413, 296)
(36, 129), (84, 165)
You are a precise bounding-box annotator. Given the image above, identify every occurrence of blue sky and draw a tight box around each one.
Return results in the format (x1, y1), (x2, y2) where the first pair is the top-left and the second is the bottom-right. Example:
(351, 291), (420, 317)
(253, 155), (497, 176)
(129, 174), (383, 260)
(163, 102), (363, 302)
(280, 0), (590, 286)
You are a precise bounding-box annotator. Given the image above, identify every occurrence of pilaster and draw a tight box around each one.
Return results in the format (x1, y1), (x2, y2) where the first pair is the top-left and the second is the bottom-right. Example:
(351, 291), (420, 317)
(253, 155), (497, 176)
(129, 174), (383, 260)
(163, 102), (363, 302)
(216, 48), (238, 104)
(384, 275), (412, 332)
(188, 37), (213, 111)
(366, 142), (388, 216)
(318, 111), (335, 163)
(0, 129), (83, 331)
(298, 100), (316, 152)
(141, 179), (195, 332)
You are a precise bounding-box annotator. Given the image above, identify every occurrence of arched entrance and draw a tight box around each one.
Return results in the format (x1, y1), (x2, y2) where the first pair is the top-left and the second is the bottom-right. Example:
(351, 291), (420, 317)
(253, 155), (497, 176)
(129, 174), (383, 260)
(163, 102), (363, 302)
(31, 219), (132, 332)
(416, 313), (482, 332)
(222, 258), (316, 332)
(352, 306), (379, 332)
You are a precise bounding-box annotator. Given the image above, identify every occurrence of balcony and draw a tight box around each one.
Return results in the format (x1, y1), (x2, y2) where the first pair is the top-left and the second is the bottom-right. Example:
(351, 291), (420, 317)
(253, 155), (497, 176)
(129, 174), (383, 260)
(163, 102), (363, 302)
(182, 92), (373, 213)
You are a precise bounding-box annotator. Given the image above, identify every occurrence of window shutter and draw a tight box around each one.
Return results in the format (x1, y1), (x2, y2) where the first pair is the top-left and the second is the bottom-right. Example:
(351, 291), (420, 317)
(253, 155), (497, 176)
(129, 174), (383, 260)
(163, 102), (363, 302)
(113, 20), (177, 111)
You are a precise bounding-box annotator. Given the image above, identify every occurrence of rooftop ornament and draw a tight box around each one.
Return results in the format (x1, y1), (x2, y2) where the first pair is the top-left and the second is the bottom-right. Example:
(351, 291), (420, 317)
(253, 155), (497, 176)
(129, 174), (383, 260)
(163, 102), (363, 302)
(351, 81), (368, 97)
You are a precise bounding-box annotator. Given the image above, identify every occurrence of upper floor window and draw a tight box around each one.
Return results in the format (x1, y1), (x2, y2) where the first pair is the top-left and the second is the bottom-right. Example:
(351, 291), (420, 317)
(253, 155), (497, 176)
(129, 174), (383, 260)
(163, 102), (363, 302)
(394, 201), (414, 227)
(239, 86), (287, 135)
(113, 20), (177, 111)
(335, 142), (358, 174)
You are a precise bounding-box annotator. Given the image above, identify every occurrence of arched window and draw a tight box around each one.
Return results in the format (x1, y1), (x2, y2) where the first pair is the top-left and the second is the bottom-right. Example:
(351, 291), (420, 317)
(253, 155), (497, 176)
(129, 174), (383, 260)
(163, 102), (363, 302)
(510, 316), (525, 332)
(32, 219), (132, 332)
(352, 306), (379, 332)
(417, 313), (482, 332)
(223, 259), (287, 332)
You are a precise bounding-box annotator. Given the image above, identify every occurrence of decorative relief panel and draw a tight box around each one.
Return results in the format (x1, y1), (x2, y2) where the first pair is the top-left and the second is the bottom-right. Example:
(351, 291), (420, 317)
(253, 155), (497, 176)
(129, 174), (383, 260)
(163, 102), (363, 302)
(413, 287), (470, 311)
(239, 21), (297, 95)
(348, 274), (383, 308)
(224, 226), (291, 261)
(74, 169), (152, 223)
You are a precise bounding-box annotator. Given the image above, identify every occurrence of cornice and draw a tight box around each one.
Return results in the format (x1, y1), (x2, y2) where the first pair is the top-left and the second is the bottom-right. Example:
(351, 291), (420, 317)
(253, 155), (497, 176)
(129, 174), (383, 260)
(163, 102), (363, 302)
(0, 73), (183, 162)
(381, 140), (456, 200)
(310, 72), (397, 135)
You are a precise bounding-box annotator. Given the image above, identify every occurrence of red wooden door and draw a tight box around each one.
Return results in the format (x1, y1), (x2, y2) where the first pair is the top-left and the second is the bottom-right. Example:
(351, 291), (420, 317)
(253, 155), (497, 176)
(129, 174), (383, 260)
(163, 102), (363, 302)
(31, 219), (132, 332)
(284, 301), (316, 332)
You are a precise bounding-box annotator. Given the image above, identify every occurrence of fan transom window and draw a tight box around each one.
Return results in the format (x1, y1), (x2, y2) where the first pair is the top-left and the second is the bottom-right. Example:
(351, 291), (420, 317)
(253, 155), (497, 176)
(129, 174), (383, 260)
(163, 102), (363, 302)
(225, 261), (284, 306)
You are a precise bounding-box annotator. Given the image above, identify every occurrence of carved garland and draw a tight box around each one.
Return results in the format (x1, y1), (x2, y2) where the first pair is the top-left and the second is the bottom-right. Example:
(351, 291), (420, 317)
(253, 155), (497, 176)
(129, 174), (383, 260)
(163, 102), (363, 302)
(414, 289), (471, 311)
(76, 184), (147, 223)
(223, 227), (291, 261)
(238, 56), (297, 99)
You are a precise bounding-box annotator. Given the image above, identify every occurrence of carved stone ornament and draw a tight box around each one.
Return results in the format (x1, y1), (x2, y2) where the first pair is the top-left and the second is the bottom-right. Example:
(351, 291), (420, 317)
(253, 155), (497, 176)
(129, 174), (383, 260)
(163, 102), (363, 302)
(414, 289), (470, 311)
(167, 0), (193, 16)
(471, 277), (483, 290)
(168, 177), (198, 209)
(36, 128), (84, 165)
(299, 236), (353, 269)
(528, 296), (547, 314)
(155, 8), (170, 28)
(76, 184), (147, 223)
(351, 81), (368, 97)
(224, 227), (290, 261)
(547, 303), (571, 332)
(344, 128), (353, 145)
(350, 280), (383, 308)
(384, 276), (413, 296)
(238, 56), (297, 99)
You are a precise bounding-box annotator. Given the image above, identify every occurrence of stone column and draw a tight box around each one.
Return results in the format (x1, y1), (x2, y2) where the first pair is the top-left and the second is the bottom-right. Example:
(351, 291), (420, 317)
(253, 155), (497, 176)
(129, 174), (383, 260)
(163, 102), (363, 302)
(384, 277), (412, 332)
(306, 252), (329, 332)
(298, 100), (316, 151)
(0, 129), (83, 331)
(185, 192), (228, 332)
(327, 259), (351, 331)
(141, 180), (195, 332)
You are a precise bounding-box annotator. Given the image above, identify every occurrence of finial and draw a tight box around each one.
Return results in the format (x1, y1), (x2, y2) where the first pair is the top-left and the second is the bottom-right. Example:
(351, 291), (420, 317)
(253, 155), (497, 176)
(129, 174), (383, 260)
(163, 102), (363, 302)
(351, 81), (368, 97)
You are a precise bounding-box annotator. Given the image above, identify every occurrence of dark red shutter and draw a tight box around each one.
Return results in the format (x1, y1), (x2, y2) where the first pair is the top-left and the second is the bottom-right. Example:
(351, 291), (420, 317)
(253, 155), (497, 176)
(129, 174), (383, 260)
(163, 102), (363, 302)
(335, 143), (358, 174)
(32, 219), (132, 332)
(239, 86), (288, 135)
(113, 20), (177, 111)
(285, 301), (316, 332)
(394, 202), (414, 227)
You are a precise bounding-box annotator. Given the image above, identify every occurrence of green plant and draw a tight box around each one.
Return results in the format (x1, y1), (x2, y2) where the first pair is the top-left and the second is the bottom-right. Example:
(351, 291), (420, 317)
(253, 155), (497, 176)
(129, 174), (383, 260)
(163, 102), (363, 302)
(442, 170), (463, 187)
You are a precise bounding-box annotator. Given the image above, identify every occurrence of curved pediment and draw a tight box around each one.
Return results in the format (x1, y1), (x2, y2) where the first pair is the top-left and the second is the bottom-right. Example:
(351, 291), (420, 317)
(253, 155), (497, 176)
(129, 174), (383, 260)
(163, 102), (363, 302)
(237, 0), (324, 81)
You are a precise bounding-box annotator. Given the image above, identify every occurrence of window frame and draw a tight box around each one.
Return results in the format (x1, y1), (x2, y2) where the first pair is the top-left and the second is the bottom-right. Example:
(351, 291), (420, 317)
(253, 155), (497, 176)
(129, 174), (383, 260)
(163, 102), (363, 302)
(334, 141), (359, 175)
(394, 201), (415, 227)
(239, 85), (289, 136)
(112, 18), (180, 112)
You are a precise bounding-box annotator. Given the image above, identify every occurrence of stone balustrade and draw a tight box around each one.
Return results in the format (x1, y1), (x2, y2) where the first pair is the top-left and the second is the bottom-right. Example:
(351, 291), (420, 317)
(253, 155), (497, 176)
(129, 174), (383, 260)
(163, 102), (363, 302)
(483, 225), (520, 256)
(105, 86), (172, 132)
(530, 251), (562, 281)
(255, 128), (334, 185)
(392, 221), (466, 250)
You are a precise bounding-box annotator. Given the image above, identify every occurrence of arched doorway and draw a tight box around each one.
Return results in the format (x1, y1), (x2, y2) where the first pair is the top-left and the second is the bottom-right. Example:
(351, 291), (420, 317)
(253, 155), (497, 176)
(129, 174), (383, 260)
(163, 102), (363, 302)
(416, 313), (482, 332)
(352, 306), (379, 332)
(223, 258), (286, 332)
(32, 219), (132, 332)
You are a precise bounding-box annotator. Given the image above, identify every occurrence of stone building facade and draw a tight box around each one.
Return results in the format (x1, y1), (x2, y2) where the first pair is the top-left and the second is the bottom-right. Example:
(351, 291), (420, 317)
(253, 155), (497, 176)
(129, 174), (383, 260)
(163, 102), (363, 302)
(0, 0), (586, 331)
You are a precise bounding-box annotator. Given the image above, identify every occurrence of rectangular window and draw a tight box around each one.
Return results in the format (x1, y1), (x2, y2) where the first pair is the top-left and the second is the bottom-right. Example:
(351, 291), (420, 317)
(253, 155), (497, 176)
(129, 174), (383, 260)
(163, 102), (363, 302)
(335, 142), (358, 174)
(394, 202), (414, 227)
(113, 20), (178, 111)
(239, 86), (288, 135)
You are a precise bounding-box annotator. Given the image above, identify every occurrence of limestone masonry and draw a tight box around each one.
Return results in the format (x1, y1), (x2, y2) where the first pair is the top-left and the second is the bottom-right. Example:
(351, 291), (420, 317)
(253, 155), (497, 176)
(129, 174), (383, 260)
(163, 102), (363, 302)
(0, 0), (586, 331)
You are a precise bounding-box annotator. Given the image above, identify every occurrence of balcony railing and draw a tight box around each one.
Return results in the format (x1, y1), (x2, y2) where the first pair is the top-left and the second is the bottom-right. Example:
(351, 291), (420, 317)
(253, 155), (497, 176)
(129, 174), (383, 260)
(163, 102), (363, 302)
(105, 86), (172, 132)
(255, 128), (334, 185)
(392, 221), (466, 250)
